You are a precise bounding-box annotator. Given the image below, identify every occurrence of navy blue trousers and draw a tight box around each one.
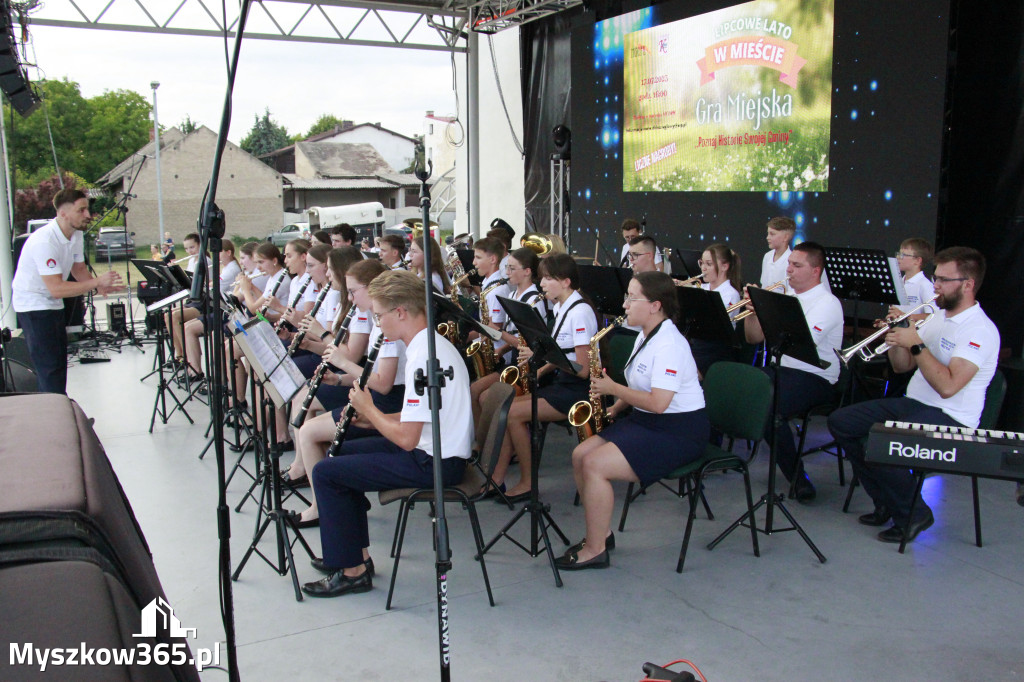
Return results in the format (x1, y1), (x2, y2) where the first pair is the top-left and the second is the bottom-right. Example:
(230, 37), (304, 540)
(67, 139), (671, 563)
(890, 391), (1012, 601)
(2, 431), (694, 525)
(761, 366), (835, 481)
(18, 309), (68, 394)
(313, 437), (466, 569)
(828, 397), (960, 524)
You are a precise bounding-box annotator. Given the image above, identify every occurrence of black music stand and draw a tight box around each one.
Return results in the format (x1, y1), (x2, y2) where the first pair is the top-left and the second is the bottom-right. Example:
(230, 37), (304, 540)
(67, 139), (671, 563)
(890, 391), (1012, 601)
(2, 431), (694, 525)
(675, 286), (736, 346)
(824, 247), (902, 341)
(230, 316), (314, 601)
(480, 295), (573, 586)
(669, 248), (703, 281)
(708, 286), (828, 563)
(577, 264), (631, 318)
(454, 248), (483, 287)
(144, 290), (195, 431)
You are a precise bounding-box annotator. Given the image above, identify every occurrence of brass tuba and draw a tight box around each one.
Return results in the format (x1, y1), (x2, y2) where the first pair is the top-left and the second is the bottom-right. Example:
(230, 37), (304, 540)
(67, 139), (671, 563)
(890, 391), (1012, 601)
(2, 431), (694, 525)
(521, 232), (553, 256)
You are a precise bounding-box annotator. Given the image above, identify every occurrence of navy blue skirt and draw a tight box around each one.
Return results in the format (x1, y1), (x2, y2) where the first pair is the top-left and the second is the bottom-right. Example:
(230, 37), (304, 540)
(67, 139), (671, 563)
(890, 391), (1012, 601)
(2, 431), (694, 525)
(600, 409), (710, 488)
(325, 384), (405, 440)
(535, 369), (589, 415)
(293, 353), (322, 379)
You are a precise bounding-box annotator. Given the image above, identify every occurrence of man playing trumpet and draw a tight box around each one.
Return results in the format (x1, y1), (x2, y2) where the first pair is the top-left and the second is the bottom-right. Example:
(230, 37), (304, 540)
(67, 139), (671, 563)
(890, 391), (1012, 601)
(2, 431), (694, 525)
(828, 247), (999, 543)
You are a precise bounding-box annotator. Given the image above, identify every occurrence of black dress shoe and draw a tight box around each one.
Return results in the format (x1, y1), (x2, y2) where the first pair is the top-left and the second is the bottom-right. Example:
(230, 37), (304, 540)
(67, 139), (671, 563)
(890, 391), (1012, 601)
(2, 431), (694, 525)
(301, 570), (372, 598)
(566, 532), (616, 555)
(479, 482), (506, 499)
(554, 549), (610, 571)
(499, 491), (532, 504)
(278, 440), (295, 452)
(312, 557), (374, 577)
(878, 509), (934, 543)
(282, 473), (309, 488)
(792, 475), (817, 503)
(285, 510), (319, 529)
(858, 506), (891, 526)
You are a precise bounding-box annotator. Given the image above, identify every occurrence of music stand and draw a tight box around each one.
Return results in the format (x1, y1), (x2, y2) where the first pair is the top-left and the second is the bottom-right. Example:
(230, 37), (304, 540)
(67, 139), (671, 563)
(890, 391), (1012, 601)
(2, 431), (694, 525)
(675, 287), (736, 346)
(577, 264), (631, 318)
(480, 295), (573, 586)
(708, 286), (828, 563)
(669, 248), (703, 281)
(824, 247), (902, 341)
(454, 248), (483, 287)
(230, 316), (314, 601)
(145, 291), (195, 431)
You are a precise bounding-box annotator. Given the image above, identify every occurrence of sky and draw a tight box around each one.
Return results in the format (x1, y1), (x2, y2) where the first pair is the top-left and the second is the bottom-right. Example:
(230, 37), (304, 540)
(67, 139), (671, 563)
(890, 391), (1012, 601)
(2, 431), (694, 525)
(19, 3), (465, 144)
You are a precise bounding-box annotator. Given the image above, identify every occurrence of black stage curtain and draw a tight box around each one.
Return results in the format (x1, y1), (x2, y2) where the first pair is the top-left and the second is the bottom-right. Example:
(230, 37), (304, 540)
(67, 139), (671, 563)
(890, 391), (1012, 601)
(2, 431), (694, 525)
(521, 11), (578, 234)
(943, 2), (1024, 355)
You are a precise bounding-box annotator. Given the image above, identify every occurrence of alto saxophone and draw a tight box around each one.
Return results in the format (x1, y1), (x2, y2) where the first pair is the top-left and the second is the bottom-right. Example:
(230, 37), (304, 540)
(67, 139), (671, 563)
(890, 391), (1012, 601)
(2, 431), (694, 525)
(499, 334), (530, 395)
(567, 316), (624, 442)
(466, 277), (507, 379)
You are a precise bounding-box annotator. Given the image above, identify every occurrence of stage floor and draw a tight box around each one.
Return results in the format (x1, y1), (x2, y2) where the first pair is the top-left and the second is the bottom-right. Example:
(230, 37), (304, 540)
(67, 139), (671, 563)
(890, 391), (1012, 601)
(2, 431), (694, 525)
(66, 343), (1024, 681)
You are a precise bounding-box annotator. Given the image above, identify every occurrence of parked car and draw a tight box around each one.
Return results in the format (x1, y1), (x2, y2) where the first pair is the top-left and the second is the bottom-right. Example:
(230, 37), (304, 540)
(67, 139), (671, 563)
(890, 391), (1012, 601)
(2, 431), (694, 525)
(267, 222), (310, 247)
(94, 227), (136, 260)
(383, 225), (414, 243)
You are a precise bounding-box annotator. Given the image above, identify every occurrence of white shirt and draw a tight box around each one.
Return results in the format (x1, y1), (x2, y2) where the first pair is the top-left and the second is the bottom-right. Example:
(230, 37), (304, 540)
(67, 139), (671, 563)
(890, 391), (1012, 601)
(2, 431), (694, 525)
(502, 285), (546, 364)
(401, 328), (473, 459)
(430, 272), (445, 293)
(13, 220), (84, 312)
(906, 303), (1000, 428)
(348, 306), (373, 336)
(551, 290), (599, 364)
(499, 254), (510, 278)
(626, 321), (705, 413)
(704, 280), (741, 325)
(481, 270), (510, 326)
(219, 260), (242, 296)
(903, 270), (933, 309)
(779, 283), (844, 384)
(317, 289), (342, 329)
(248, 268), (269, 293)
(285, 273), (313, 309)
(262, 270), (291, 308)
(619, 242), (663, 268)
(760, 248), (791, 292)
(368, 322), (407, 386)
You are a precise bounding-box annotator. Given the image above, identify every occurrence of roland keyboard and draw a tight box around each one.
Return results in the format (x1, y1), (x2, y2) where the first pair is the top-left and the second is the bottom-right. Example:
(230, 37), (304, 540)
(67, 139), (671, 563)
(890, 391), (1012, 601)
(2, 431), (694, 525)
(865, 421), (1024, 480)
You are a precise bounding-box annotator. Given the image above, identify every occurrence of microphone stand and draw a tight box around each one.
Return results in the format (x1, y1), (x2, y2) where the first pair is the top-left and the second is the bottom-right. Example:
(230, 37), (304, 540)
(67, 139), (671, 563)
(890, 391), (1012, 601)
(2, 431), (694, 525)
(190, 2), (252, 679)
(415, 156), (454, 681)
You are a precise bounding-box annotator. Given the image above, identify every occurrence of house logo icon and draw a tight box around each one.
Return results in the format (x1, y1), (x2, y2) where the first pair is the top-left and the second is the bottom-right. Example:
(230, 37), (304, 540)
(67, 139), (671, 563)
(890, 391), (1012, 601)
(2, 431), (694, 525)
(133, 597), (197, 639)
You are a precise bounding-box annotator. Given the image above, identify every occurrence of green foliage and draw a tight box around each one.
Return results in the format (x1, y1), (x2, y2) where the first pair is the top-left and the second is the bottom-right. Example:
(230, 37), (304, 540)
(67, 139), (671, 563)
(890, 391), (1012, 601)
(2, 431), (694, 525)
(240, 108), (291, 162)
(4, 79), (153, 184)
(302, 114), (345, 140)
(180, 114), (200, 134)
(12, 171), (90, 233)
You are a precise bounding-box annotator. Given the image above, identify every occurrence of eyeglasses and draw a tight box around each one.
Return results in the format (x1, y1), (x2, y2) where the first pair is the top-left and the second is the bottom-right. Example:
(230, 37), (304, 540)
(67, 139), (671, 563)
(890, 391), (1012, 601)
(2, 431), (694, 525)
(933, 276), (968, 285)
(348, 284), (366, 298)
(372, 308), (398, 325)
(627, 251), (652, 261)
(895, 251), (919, 260)
(623, 294), (653, 304)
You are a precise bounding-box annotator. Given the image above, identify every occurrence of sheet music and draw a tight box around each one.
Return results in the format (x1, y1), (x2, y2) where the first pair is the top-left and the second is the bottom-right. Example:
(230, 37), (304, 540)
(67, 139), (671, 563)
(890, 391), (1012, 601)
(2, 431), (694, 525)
(888, 257), (908, 306)
(233, 319), (305, 407)
(147, 288), (190, 313)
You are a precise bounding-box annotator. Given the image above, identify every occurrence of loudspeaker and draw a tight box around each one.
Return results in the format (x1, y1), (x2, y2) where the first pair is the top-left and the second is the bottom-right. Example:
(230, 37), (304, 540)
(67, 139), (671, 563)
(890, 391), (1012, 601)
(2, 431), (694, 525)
(106, 302), (127, 334)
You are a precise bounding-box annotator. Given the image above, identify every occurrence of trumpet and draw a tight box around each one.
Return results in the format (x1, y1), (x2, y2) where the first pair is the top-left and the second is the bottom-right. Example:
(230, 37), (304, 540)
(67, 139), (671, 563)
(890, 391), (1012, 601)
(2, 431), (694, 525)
(730, 278), (788, 322)
(834, 297), (937, 366)
(674, 273), (705, 287)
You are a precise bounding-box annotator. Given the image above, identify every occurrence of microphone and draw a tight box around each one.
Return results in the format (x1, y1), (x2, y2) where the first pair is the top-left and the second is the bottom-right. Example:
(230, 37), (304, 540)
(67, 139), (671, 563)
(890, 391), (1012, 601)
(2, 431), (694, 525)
(120, 192), (137, 199)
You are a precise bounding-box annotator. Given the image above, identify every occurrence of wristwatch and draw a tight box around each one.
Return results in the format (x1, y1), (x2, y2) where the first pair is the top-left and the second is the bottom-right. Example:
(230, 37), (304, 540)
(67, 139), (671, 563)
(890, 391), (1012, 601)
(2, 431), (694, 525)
(910, 343), (926, 356)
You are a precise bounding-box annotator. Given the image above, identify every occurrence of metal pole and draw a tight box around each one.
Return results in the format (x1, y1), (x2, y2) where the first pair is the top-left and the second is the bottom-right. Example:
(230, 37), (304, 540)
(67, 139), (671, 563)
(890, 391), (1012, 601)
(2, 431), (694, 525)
(467, 32), (480, 239)
(151, 81), (165, 245)
(0, 110), (14, 330)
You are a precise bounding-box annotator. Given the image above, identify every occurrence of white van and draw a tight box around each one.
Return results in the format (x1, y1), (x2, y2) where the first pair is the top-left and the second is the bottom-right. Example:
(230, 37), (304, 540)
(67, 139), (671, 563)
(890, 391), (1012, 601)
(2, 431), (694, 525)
(307, 202), (385, 239)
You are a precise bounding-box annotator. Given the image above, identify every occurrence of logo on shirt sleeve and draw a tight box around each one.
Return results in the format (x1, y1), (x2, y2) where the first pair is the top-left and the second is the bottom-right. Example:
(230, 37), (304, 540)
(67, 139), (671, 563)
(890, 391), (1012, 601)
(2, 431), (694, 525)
(357, 316), (367, 322)
(575, 327), (585, 333)
(812, 325), (822, 333)
(968, 341), (981, 350)
(664, 368), (677, 377)
(45, 258), (57, 269)
(406, 398), (420, 407)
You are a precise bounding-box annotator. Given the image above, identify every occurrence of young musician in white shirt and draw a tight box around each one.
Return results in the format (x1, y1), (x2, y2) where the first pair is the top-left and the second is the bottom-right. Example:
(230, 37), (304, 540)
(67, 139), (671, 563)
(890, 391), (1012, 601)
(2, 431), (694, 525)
(557, 272), (709, 570)
(291, 260), (405, 526)
(469, 237), (510, 352)
(617, 218), (663, 271)
(181, 239), (241, 379)
(760, 216), (795, 292)
(690, 243), (743, 376)
(743, 241), (844, 502)
(407, 235), (450, 293)
(828, 247), (1000, 543)
(302, 270), (473, 597)
(490, 253), (599, 501)
(378, 235), (407, 270)
(893, 237), (934, 312)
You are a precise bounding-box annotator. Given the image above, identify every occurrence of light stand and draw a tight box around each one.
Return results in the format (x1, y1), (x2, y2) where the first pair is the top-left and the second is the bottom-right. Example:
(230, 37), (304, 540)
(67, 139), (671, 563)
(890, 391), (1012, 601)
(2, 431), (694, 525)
(415, 156), (455, 681)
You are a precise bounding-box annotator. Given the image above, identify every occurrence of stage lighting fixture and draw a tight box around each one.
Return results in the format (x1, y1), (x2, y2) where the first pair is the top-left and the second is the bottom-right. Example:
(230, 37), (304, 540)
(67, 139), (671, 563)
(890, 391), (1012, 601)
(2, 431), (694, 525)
(552, 125), (571, 160)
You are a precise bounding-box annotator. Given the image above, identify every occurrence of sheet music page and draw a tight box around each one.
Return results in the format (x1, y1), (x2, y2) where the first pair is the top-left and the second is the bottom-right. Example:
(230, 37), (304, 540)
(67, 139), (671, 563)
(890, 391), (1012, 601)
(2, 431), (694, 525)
(233, 319), (305, 406)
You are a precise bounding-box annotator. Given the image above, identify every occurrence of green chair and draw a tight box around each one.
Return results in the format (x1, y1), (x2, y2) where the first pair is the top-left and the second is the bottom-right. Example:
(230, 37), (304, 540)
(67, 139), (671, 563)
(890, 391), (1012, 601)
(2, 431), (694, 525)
(614, 362), (771, 572)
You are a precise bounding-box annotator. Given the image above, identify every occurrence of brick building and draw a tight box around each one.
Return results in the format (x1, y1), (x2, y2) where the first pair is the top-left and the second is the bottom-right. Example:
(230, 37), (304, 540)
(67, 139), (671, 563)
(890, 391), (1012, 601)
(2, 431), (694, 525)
(98, 126), (283, 247)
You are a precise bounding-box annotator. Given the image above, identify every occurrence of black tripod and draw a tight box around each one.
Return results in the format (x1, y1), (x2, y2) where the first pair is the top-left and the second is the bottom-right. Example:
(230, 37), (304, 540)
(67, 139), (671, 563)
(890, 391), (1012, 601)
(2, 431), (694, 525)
(708, 287), (827, 563)
(147, 302), (193, 431)
(480, 295), (573, 586)
(232, 374), (315, 601)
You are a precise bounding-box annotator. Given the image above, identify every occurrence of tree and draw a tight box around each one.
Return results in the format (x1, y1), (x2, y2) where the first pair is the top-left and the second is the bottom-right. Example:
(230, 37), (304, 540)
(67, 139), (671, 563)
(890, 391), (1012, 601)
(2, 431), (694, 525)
(302, 113), (346, 140)
(180, 115), (200, 134)
(3, 78), (153, 184)
(13, 171), (88, 234)
(240, 108), (291, 162)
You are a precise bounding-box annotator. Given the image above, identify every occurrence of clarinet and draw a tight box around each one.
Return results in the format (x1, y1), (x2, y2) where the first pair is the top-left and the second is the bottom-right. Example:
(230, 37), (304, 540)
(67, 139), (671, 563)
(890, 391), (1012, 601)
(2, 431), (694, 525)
(257, 271), (286, 319)
(288, 285), (330, 355)
(291, 305), (357, 429)
(274, 275), (311, 331)
(326, 332), (385, 457)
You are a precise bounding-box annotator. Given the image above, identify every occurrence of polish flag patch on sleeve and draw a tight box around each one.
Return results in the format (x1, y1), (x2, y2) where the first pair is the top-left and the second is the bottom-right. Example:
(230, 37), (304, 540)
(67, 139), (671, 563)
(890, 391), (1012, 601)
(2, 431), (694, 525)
(665, 368), (677, 377)
(813, 325), (823, 333)
(968, 341), (981, 350)
(406, 398), (420, 407)
(575, 327), (585, 333)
